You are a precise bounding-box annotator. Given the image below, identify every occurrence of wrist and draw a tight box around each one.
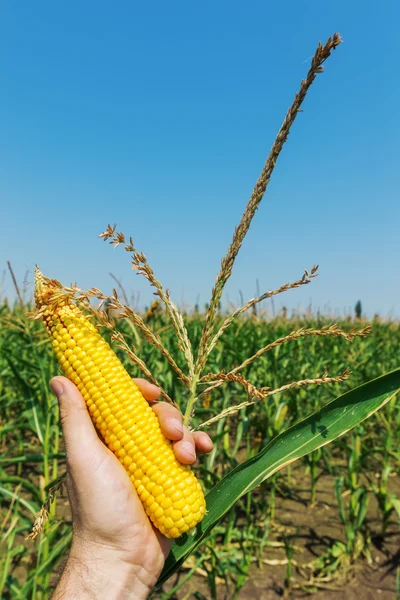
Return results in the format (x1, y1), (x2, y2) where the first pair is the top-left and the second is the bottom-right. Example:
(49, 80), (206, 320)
(53, 538), (155, 600)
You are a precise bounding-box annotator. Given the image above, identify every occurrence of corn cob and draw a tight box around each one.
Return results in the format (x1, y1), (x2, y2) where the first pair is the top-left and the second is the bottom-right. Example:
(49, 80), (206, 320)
(34, 267), (206, 538)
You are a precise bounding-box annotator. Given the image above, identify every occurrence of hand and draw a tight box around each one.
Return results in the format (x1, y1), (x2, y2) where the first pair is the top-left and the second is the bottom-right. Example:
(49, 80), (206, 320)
(50, 376), (213, 600)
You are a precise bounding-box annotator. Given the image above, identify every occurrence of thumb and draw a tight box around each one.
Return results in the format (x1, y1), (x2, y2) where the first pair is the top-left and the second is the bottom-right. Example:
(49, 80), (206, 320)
(50, 376), (101, 459)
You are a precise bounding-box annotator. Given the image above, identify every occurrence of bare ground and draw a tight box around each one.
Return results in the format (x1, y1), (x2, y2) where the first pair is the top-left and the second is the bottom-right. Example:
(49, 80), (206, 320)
(159, 472), (400, 599)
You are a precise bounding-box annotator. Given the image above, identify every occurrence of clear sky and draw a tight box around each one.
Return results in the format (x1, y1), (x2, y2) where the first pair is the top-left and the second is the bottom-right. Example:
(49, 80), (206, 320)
(1, 1), (399, 318)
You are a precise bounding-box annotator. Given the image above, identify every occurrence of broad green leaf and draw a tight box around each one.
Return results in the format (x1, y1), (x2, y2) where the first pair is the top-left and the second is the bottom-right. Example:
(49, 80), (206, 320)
(158, 368), (400, 587)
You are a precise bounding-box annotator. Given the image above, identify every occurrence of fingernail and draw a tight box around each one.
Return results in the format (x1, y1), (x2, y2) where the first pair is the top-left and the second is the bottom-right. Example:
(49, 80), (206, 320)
(181, 441), (196, 458)
(170, 418), (183, 435)
(50, 380), (64, 398)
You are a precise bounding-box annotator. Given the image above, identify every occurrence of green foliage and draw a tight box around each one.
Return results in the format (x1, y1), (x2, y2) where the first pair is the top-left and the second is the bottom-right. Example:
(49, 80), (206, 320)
(1, 305), (400, 597)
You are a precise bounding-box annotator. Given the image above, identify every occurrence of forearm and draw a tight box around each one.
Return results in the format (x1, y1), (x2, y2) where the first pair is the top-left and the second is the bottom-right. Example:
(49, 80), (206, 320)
(52, 542), (154, 600)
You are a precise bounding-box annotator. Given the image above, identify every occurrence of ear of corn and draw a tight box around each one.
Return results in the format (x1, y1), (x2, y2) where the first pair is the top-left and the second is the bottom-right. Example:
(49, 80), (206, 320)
(34, 267), (206, 538)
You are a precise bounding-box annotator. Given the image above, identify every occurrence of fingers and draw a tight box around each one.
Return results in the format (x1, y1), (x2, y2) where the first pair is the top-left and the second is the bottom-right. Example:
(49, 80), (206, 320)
(150, 398), (214, 463)
(49, 376), (102, 457)
(151, 402), (184, 440)
(174, 430), (214, 464)
(172, 427), (197, 464)
(192, 431), (214, 454)
(132, 378), (161, 402)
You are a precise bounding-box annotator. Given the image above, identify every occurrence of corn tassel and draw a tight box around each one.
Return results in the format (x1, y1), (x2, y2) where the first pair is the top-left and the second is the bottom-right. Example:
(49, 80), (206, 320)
(34, 267), (206, 538)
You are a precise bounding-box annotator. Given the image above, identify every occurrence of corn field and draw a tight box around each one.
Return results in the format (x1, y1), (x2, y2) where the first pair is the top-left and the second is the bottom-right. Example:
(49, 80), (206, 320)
(1, 300), (399, 598)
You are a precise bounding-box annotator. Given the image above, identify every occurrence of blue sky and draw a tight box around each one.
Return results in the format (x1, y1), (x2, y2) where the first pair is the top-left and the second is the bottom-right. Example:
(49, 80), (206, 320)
(1, 1), (399, 318)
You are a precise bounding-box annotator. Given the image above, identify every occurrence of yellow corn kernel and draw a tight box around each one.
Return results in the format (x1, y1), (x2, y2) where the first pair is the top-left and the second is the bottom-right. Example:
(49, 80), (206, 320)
(34, 267), (206, 538)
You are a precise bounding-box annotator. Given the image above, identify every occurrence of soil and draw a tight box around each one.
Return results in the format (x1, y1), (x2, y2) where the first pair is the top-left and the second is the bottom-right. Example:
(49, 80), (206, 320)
(159, 472), (400, 599)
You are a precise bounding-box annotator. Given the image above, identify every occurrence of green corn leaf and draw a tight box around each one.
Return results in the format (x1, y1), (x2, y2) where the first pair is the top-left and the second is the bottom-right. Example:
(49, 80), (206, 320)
(157, 368), (400, 587)
(0, 476), (43, 503)
(334, 477), (347, 525)
(355, 490), (369, 530)
(0, 485), (41, 516)
(0, 453), (65, 464)
(389, 494), (400, 518)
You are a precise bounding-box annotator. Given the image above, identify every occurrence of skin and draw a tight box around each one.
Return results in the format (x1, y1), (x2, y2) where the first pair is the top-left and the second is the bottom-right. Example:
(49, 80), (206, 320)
(50, 376), (213, 600)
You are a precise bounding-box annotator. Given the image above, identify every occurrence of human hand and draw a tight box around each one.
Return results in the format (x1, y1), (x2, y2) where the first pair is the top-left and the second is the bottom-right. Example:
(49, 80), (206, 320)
(50, 376), (213, 600)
